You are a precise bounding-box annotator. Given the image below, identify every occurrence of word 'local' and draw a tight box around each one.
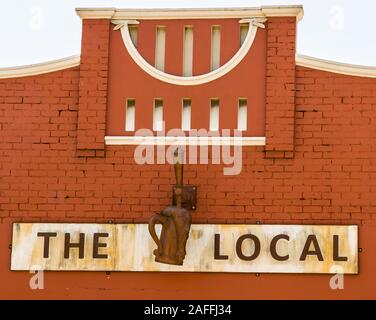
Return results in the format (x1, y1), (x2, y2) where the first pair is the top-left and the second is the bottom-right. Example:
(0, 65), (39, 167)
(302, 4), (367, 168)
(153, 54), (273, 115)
(214, 233), (348, 262)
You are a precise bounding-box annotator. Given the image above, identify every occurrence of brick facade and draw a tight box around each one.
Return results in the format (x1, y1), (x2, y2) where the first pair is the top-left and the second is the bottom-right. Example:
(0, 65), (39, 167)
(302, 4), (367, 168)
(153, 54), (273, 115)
(1, 7), (376, 299)
(265, 17), (296, 158)
(1, 17), (375, 226)
(1, 66), (376, 224)
(77, 19), (110, 156)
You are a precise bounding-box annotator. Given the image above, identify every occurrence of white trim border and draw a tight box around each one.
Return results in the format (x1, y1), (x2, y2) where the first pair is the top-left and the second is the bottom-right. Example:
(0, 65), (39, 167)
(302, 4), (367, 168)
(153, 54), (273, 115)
(0, 55), (80, 79)
(76, 6), (304, 21)
(296, 54), (376, 78)
(105, 136), (266, 146)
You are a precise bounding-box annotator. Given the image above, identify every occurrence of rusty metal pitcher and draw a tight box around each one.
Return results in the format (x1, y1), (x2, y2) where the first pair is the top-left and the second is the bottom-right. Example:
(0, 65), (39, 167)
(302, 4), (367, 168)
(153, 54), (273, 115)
(148, 206), (192, 265)
(148, 148), (195, 266)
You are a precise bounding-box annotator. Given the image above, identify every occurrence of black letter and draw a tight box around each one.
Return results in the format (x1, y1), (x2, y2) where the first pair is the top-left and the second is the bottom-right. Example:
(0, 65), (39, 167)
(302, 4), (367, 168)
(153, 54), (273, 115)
(236, 234), (260, 261)
(64, 233), (85, 259)
(300, 235), (324, 261)
(37, 232), (57, 258)
(93, 233), (109, 259)
(333, 235), (348, 261)
(214, 234), (228, 260)
(270, 234), (290, 261)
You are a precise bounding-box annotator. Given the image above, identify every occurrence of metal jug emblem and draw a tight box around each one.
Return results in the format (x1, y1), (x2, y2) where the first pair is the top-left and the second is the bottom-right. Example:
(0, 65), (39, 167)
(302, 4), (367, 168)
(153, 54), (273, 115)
(148, 148), (196, 265)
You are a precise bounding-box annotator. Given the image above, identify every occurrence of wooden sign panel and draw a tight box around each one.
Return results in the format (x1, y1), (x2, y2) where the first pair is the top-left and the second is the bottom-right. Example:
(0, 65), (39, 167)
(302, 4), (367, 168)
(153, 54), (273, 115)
(11, 223), (358, 274)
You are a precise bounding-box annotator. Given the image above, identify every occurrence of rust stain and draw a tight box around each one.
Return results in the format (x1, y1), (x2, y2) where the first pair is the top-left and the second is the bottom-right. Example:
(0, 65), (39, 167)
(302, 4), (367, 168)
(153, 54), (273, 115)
(191, 229), (203, 240)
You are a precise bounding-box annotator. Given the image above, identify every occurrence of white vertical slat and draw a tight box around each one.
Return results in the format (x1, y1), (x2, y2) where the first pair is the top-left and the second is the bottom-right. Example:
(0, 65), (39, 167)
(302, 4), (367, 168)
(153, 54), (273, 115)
(182, 99), (191, 130)
(129, 26), (138, 47)
(153, 99), (163, 131)
(125, 99), (136, 131)
(211, 26), (221, 71)
(183, 26), (194, 77)
(238, 99), (248, 131)
(210, 99), (220, 131)
(240, 24), (249, 46)
(155, 26), (166, 71)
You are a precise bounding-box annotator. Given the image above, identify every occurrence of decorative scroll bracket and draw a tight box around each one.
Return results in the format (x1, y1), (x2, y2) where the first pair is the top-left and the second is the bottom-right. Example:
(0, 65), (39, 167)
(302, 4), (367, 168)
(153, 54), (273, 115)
(239, 17), (267, 29)
(112, 19), (139, 30)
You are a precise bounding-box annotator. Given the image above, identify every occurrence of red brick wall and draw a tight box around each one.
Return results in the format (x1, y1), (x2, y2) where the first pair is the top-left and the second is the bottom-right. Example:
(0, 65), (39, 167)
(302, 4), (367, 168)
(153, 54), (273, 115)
(265, 17), (296, 159)
(76, 19), (110, 157)
(0, 68), (81, 223)
(1, 68), (376, 226)
(295, 66), (376, 225)
(1, 18), (376, 226)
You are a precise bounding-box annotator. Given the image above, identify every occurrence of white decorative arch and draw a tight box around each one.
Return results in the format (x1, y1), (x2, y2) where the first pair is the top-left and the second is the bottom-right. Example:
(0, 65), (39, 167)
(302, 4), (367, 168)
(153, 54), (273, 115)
(112, 18), (266, 86)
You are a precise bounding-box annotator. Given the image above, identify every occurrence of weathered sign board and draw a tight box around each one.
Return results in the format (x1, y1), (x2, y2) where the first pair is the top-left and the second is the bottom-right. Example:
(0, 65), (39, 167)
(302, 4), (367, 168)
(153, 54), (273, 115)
(11, 223), (358, 274)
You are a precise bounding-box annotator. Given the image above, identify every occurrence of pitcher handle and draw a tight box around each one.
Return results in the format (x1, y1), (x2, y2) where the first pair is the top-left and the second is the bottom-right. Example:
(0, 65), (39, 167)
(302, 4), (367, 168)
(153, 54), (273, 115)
(148, 214), (163, 255)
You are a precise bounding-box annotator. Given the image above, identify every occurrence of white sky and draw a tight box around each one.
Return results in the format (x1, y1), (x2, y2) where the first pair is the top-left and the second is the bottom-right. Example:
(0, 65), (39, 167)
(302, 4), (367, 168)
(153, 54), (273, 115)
(0, 0), (375, 67)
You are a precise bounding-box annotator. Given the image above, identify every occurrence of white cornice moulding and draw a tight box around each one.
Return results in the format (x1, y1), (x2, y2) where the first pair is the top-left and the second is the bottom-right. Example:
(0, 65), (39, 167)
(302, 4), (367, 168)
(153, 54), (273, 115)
(261, 6), (304, 21)
(76, 6), (304, 21)
(0, 55), (81, 79)
(296, 54), (376, 78)
(105, 136), (266, 146)
(76, 8), (116, 19)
